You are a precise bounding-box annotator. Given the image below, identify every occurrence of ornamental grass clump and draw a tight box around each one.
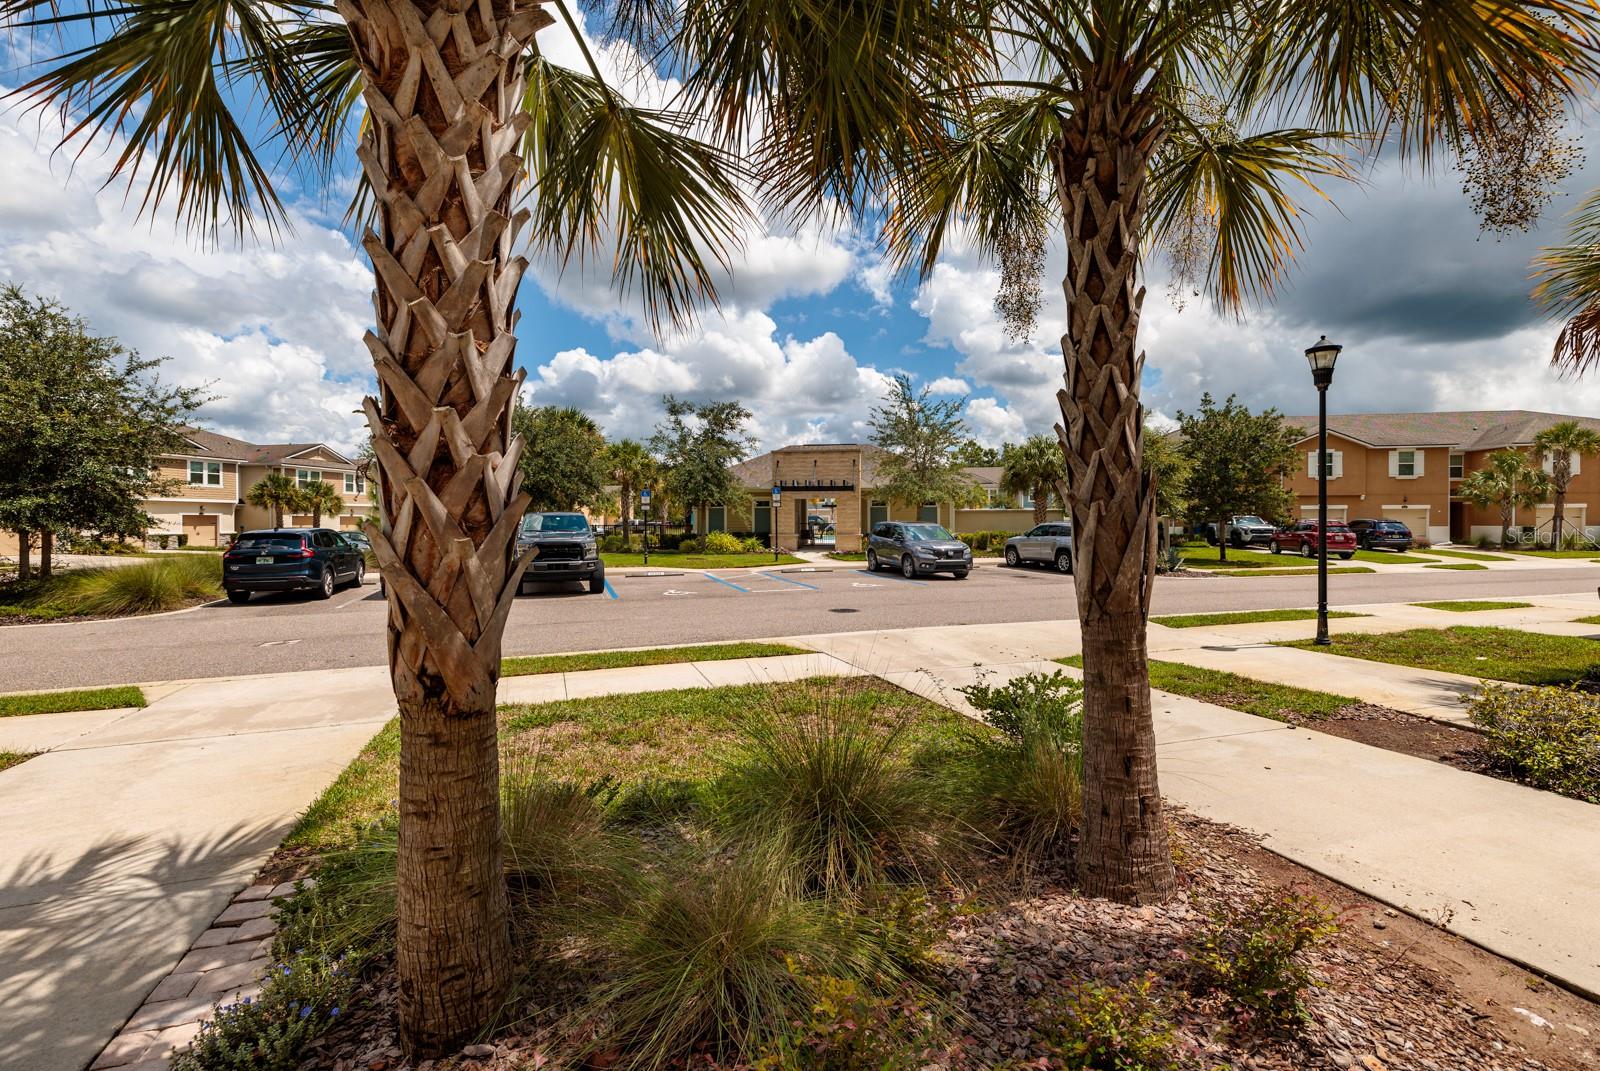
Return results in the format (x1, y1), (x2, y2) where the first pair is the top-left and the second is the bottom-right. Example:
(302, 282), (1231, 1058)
(51, 555), (222, 616)
(1468, 683), (1600, 802)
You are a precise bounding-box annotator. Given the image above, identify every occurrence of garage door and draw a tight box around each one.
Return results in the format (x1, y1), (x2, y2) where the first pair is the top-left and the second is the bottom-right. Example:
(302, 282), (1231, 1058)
(182, 515), (219, 547)
(1535, 504), (1585, 531)
(339, 515), (362, 530)
(1299, 505), (1348, 521)
(1380, 506), (1429, 536)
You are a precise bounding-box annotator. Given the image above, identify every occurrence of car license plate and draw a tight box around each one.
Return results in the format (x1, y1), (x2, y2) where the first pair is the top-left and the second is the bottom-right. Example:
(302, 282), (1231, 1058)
(255, 556), (273, 564)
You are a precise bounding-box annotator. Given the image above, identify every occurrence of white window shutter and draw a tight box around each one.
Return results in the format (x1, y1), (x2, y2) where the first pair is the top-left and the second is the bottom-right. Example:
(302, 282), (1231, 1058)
(1333, 451), (1344, 478)
(1388, 450), (1399, 477)
(1543, 451), (1555, 475)
(1414, 450), (1424, 477)
(1308, 452), (1318, 478)
(1572, 452), (1581, 476)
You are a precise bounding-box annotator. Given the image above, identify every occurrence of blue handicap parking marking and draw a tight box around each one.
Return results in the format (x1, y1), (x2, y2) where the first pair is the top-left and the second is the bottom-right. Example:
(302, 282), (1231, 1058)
(701, 571), (751, 592)
(602, 578), (619, 599)
(759, 571), (820, 590)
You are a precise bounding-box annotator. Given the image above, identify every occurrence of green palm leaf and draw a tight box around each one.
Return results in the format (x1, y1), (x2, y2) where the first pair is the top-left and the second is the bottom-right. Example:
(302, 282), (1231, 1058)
(1534, 189), (1600, 374)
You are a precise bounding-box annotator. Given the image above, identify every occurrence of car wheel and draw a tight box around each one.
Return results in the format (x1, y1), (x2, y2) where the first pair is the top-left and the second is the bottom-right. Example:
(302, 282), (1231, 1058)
(1338, 552), (1354, 560)
(352, 560), (366, 588)
(901, 555), (917, 579)
(1230, 532), (1244, 548)
(866, 549), (879, 571)
(1270, 542), (1281, 554)
(1004, 546), (1020, 567)
(953, 570), (969, 579)
(226, 590), (250, 604)
(1055, 550), (1072, 574)
(589, 574), (606, 594)
(1300, 542), (1314, 559)
(314, 568), (335, 600)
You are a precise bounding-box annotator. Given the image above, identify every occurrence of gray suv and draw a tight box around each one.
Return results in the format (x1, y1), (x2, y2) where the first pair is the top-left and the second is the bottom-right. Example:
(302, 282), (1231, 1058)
(1003, 523), (1074, 573)
(517, 512), (606, 594)
(866, 521), (972, 579)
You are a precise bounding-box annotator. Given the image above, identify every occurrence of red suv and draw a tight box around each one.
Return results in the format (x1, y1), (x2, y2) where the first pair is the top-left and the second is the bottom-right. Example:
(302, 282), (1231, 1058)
(1271, 520), (1358, 560)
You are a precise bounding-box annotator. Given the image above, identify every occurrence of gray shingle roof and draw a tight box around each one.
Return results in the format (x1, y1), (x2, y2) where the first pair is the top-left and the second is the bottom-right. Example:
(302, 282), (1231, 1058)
(173, 428), (353, 466)
(1281, 410), (1600, 450)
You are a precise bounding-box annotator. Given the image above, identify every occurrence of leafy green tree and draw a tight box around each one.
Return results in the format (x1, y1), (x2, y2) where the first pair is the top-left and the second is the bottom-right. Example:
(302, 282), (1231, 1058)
(656, 0), (1600, 903)
(1459, 450), (1552, 547)
(603, 439), (658, 548)
(953, 438), (1003, 466)
(868, 375), (982, 512)
(1142, 429), (1191, 557)
(0, 285), (201, 577)
(1000, 434), (1066, 524)
(650, 396), (753, 524)
(511, 405), (608, 512)
(299, 480), (346, 528)
(1176, 396), (1297, 562)
(246, 473), (306, 530)
(1531, 421), (1600, 545)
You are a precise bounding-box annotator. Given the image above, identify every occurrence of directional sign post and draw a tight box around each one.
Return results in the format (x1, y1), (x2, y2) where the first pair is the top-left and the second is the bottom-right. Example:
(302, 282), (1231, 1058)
(640, 487), (652, 566)
(771, 485), (782, 562)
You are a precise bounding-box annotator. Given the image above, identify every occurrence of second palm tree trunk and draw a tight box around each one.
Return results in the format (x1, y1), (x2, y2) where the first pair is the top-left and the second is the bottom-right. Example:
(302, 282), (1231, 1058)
(1052, 91), (1177, 904)
(339, 0), (550, 1053)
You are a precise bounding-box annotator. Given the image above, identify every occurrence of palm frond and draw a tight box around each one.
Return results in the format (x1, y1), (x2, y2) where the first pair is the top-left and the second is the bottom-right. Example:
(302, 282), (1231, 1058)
(1534, 188), (1600, 374)
(5, 0), (327, 241)
(522, 52), (751, 332)
(1148, 108), (1358, 311)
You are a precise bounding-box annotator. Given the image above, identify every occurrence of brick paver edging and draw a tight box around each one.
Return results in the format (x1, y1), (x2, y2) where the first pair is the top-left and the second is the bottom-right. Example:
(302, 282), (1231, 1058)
(89, 880), (301, 1070)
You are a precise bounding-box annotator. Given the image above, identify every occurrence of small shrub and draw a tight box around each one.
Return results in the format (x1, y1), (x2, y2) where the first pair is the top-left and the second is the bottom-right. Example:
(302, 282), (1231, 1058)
(959, 670), (1083, 742)
(703, 530), (745, 555)
(1187, 891), (1337, 1026)
(741, 535), (767, 553)
(1034, 976), (1176, 1071)
(677, 536), (703, 554)
(712, 684), (949, 895)
(1474, 534), (1495, 549)
(1155, 545), (1185, 573)
(955, 530), (1012, 553)
(171, 952), (354, 1071)
(747, 970), (950, 1071)
(1467, 683), (1600, 802)
(156, 534), (171, 550)
(599, 533), (630, 553)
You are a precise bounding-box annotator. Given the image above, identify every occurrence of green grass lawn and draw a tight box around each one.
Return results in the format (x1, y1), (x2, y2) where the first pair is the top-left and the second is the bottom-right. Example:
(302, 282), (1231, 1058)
(1410, 600), (1533, 613)
(1151, 608), (1368, 629)
(825, 552), (867, 561)
(1348, 549), (1440, 565)
(1280, 626), (1600, 685)
(1422, 548), (1512, 561)
(0, 556), (222, 621)
(1060, 655), (1355, 721)
(1211, 566), (1374, 577)
(1503, 548), (1600, 558)
(501, 642), (810, 677)
(286, 678), (965, 851)
(0, 751), (37, 773)
(1572, 615), (1600, 626)
(1169, 544), (1277, 569)
(0, 684), (146, 718)
(603, 551), (807, 569)
(1424, 562), (1487, 570)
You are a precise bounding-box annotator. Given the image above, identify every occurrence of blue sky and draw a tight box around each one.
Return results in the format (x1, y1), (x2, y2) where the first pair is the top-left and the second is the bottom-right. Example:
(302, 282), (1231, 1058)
(5, 13), (1600, 456)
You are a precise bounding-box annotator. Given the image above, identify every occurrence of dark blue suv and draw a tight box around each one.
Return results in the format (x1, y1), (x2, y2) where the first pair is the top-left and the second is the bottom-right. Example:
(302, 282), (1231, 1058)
(223, 528), (365, 603)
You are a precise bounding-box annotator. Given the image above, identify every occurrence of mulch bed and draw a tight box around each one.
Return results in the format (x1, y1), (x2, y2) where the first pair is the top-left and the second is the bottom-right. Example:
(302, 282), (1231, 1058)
(272, 809), (1600, 1071)
(1286, 703), (1535, 791)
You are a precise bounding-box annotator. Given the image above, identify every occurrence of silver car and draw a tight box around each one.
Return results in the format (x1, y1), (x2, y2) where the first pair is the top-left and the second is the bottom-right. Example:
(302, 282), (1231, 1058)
(1004, 522), (1073, 573)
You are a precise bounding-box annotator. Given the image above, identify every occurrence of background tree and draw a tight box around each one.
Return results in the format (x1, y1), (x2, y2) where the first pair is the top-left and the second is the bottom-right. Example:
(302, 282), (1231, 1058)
(1531, 421), (1600, 546)
(512, 405), (609, 512)
(1459, 450), (1552, 547)
(300, 480), (346, 528)
(603, 440), (657, 547)
(1142, 428), (1191, 558)
(868, 375), (982, 513)
(246, 473), (306, 530)
(650, 396), (753, 525)
(1000, 434), (1066, 524)
(1176, 396), (1297, 561)
(0, 285), (200, 576)
(953, 438), (1003, 466)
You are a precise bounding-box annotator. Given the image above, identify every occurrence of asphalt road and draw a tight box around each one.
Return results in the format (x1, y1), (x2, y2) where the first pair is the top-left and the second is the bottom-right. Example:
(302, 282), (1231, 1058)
(3, 562), (1598, 691)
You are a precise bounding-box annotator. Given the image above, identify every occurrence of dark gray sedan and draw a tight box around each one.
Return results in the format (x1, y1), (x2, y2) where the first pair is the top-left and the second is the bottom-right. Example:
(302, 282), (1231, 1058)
(1004, 523), (1074, 573)
(866, 521), (972, 579)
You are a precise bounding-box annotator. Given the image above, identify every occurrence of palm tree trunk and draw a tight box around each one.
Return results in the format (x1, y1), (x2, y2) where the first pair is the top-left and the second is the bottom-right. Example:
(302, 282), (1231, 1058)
(1033, 486), (1047, 525)
(620, 479), (633, 549)
(1553, 478), (1567, 547)
(1052, 91), (1176, 904)
(339, 0), (551, 1053)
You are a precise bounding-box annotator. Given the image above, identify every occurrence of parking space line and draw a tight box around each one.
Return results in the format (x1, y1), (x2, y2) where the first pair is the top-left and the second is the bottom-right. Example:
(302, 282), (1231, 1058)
(603, 578), (619, 599)
(759, 571), (819, 590)
(702, 571), (750, 592)
(857, 568), (926, 586)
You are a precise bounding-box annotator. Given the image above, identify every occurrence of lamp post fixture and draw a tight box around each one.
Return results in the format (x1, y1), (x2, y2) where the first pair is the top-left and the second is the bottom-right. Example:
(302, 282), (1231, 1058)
(639, 487), (651, 566)
(771, 484), (782, 563)
(1304, 335), (1342, 645)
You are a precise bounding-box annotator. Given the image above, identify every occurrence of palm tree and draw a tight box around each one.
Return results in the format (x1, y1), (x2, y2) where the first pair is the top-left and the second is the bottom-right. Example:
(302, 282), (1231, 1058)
(300, 480), (346, 528)
(654, 0), (1600, 902)
(6, 1), (745, 1050)
(1000, 434), (1065, 525)
(1458, 450), (1552, 547)
(1536, 190), (1600, 371)
(246, 472), (305, 530)
(603, 440), (657, 548)
(1531, 421), (1600, 547)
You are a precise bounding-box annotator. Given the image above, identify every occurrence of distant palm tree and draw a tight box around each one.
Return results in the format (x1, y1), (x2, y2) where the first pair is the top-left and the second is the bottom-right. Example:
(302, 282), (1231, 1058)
(1531, 421), (1600, 546)
(1000, 435), (1065, 525)
(603, 440), (657, 548)
(245, 473), (304, 530)
(1458, 451), (1552, 547)
(300, 480), (346, 528)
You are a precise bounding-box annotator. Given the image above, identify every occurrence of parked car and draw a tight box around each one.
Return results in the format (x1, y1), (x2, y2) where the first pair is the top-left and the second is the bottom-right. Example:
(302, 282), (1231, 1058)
(1270, 520), (1358, 559)
(866, 521), (972, 578)
(1197, 515), (1276, 547)
(223, 528), (365, 602)
(518, 511), (606, 594)
(341, 529), (372, 552)
(1348, 518), (1413, 552)
(1003, 522), (1074, 573)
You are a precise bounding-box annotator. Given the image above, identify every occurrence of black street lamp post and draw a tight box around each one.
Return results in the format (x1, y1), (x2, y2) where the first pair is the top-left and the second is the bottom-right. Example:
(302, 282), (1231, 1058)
(1305, 336), (1342, 645)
